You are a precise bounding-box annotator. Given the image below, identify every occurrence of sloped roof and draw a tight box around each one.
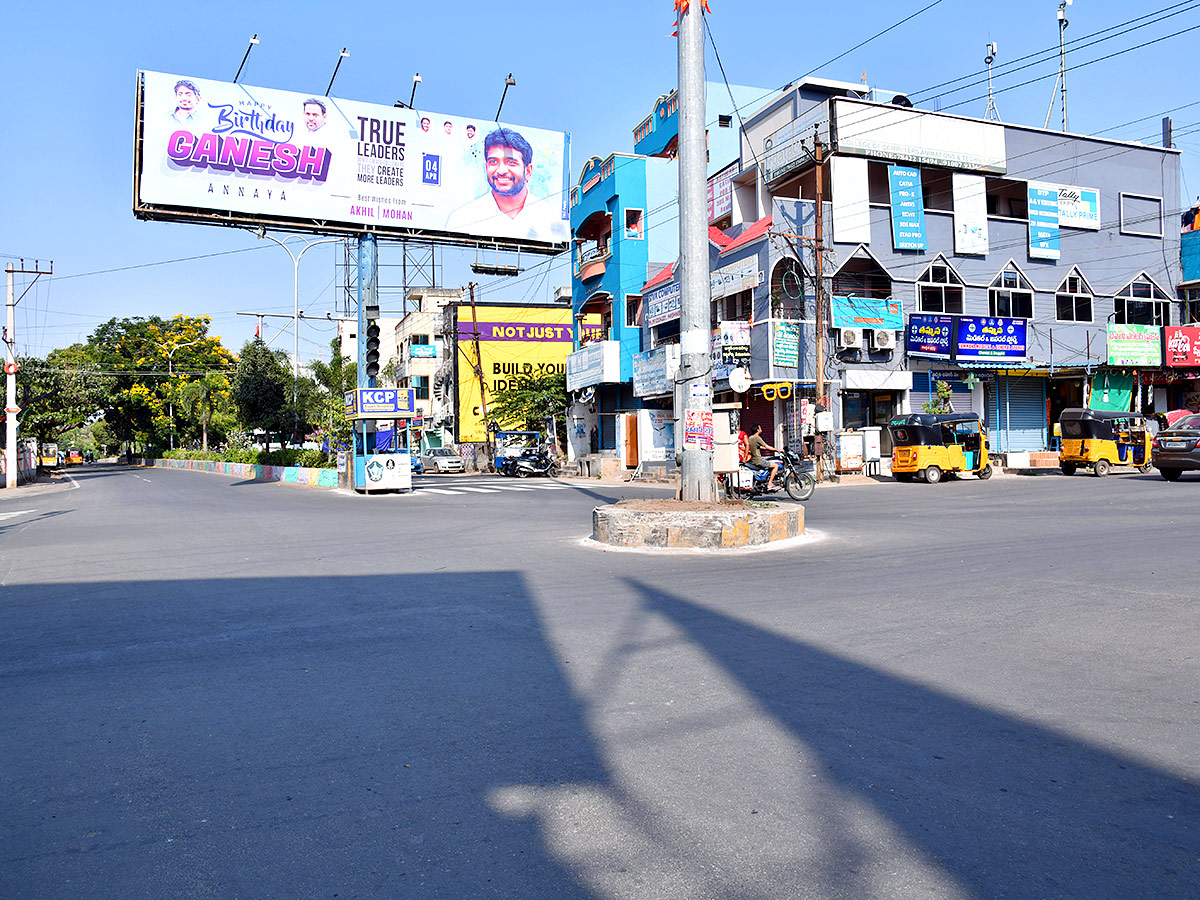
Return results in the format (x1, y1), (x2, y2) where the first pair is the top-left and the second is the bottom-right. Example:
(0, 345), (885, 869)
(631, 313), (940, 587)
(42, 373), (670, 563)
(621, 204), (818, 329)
(720, 215), (772, 255)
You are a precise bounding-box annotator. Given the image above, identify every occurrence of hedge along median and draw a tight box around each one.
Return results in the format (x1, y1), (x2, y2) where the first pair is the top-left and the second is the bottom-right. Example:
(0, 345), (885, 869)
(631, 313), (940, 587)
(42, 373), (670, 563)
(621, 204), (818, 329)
(137, 457), (340, 489)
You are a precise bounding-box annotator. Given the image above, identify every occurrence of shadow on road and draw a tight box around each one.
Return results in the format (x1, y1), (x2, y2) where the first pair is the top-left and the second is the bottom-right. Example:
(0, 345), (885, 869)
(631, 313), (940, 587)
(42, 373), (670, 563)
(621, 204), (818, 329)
(633, 579), (1199, 900)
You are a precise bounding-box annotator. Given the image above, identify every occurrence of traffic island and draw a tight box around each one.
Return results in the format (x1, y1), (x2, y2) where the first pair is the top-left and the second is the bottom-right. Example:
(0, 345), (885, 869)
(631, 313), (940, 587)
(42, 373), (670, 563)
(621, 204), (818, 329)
(592, 499), (804, 549)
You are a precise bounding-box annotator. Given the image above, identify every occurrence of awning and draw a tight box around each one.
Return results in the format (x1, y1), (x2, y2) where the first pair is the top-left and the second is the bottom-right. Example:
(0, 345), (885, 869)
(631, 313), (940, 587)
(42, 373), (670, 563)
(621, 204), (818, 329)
(843, 369), (912, 391)
(959, 360), (1023, 369)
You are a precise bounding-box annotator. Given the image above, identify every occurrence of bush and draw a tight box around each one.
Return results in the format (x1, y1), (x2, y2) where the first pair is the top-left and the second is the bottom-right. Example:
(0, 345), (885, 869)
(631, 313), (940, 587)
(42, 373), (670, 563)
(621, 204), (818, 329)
(154, 447), (335, 468)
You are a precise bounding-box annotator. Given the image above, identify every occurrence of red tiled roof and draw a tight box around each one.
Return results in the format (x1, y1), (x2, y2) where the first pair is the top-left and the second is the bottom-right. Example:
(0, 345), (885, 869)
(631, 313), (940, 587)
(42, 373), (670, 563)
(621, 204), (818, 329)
(720, 215), (772, 255)
(708, 226), (733, 248)
(641, 262), (675, 292)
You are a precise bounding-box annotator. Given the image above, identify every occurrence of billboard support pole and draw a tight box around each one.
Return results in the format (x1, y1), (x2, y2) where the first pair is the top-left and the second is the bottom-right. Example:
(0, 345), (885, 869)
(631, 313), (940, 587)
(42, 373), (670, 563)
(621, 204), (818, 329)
(677, 0), (713, 501)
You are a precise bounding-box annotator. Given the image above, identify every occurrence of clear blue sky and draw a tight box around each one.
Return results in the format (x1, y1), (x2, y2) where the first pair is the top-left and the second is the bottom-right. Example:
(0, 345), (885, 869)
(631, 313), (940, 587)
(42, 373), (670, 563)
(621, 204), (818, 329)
(3, 0), (1196, 362)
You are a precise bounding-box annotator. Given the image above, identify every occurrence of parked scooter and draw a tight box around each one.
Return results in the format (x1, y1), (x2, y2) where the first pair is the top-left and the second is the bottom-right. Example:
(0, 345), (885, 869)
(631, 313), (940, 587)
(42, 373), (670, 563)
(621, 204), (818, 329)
(507, 448), (560, 478)
(724, 448), (815, 501)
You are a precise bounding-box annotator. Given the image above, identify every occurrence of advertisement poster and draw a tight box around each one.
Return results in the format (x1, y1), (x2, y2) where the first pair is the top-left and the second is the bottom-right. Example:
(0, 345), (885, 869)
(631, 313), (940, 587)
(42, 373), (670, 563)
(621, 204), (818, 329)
(906, 315), (954, 360)
(952, 173), (989, 255)
(707, 163), (736, 223)
(1057, 185), (1101, 230)
(456, 306), (598, 442)
(1107, 324), (1162, 366)
(137, 71), (570, 248)
(645, 281), (682, 328)
(830, 295), (903, 330)
(1163, 326), (1200, 367)
(711, 321), (752, 381)
(773, 321), (800, 369)
(632, 345), (679, 397)
(1028, 182), (1061, 260)
(345, 388), (417, 418)
(710, 257), (762, 300)
(683, 409), (714, 450)
(888, 165), (927, 250)
(363, 453), (412, 491)
(831, 156), (872, 245)
(955, 316), (1028, 363)
(645, 411), (676, 461)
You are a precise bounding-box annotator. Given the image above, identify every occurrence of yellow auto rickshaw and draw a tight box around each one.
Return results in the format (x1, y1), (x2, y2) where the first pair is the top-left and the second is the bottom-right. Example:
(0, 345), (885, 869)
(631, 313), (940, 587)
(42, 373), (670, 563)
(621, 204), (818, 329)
(1058, 408), (1152, 476)
(888, 413), (993, 483)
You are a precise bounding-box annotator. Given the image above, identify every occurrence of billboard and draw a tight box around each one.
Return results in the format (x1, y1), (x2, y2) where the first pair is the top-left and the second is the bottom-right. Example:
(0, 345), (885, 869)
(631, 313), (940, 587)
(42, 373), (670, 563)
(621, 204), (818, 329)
(1107, 324), (1162, 367)
(455, 306), (600, 442)
(830, 295), (902, 330)
(135, 71), (570, 251)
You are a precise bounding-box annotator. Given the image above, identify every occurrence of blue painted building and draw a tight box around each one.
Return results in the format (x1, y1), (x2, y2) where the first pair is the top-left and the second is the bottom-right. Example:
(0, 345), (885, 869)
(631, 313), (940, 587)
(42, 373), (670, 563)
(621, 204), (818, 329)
(565, 83), (767, 474)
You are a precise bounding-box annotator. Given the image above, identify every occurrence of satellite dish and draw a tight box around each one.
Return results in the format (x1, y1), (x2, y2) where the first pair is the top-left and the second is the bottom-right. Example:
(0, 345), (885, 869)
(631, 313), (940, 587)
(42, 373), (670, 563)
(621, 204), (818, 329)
(729, 368), (751, 393)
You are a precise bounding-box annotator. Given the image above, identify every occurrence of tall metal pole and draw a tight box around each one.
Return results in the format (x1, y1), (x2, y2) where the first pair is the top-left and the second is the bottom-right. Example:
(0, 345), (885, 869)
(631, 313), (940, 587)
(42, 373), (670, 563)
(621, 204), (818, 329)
(677, 0), (713, 501)
(813, 130), (827, 483)
(4, 266), (16, 489)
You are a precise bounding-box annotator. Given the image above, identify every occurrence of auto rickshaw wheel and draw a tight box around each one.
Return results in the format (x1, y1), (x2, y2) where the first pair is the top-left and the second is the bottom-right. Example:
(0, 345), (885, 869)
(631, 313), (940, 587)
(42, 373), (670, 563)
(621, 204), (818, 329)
(978, 464), (993, 480)
(1060, 462), (1077, 476)
(1160, 467), (1183, 482)
(1137, 463), (1152, 474)
(923, 466), (943, 484)
(1093, 459), (1111, 477)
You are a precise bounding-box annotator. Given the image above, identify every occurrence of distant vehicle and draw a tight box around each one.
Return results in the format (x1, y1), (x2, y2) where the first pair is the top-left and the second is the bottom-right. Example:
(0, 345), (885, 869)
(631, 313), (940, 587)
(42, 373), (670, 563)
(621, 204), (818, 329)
(1152, 412), (1200, 481)
(40, 443), (59, 467)
(66, 448), (84, 465)
(421, 447), (465, 474)
(1059, 408), (1152, 476)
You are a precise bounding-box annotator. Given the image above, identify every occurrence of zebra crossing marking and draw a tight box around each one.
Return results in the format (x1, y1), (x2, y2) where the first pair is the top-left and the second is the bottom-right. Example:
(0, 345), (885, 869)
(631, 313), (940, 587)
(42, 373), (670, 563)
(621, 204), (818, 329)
(0, 509), (36, 523)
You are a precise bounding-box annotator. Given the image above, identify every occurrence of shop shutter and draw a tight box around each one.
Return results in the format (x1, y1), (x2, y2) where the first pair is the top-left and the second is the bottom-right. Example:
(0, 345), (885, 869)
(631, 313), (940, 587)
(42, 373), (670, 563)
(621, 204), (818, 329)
(911, 372), (972, 414)
(986, 376), (1047, 452)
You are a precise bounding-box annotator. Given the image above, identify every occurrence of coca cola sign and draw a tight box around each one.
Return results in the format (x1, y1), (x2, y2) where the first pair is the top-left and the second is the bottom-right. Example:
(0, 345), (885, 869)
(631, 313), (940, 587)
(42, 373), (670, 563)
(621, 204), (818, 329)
(1163, 326), (1200, 367)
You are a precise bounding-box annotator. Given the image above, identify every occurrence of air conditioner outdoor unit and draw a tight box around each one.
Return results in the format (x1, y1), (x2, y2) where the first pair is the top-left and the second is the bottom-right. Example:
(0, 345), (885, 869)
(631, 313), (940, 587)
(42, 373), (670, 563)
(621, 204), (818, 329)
(872, 329), (896, 350)
(838, 327), (863, 349)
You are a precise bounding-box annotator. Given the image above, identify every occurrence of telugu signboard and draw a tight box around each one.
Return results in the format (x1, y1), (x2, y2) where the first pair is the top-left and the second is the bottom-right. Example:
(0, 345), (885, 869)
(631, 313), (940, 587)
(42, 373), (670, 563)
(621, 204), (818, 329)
(954, 316), (1028, 363)
(1107, 324), (1162, 367)
(135, 71), (571, 251)
(711, 321), (751, 382)
(906, 314), (954, 360)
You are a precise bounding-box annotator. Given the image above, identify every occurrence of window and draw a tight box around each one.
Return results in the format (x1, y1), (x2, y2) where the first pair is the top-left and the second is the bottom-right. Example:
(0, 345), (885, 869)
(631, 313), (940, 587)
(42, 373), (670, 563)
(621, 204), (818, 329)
(718, 114), (733, 128)
(1114, 275), (1170, 326)
(1055, 269), (1093, 322)
(625, 294), (643, 328)
(711, 289), (752, 328)
(1184, 287), (1200, 324)
(917, 259), (965, 314)
(411, 333), (430, 345)
(624, 208), (643, 241)
(413, 375), (430, 401)
(989, 265), (1034, 318)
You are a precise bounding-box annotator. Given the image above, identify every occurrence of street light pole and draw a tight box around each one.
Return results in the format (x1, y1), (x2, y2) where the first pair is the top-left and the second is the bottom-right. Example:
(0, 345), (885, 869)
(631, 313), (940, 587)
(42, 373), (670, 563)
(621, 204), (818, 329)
(256, 232), (342, 442)
(159, 339), (201, 451)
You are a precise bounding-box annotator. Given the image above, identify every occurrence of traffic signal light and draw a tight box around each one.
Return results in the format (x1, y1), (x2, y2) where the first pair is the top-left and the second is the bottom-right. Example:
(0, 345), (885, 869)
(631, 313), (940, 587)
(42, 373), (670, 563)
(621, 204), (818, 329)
(365, 320), (381, 378)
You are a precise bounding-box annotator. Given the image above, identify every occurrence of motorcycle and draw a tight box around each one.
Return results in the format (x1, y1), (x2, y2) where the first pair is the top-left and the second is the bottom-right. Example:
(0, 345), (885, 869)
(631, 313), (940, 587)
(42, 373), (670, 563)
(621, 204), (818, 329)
(508, 448), (560, 478)
(724, 448), (815, 501)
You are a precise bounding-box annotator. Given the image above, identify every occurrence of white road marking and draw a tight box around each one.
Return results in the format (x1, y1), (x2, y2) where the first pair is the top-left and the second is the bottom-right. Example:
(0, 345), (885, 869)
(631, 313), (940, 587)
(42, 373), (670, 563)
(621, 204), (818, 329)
(452, 487), (503, 494)
(0, 509), (36, 522)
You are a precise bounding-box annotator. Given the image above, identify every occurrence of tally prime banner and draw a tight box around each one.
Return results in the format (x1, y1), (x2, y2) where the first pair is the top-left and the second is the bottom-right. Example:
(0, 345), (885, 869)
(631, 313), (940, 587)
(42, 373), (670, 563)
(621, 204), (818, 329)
(455, 306), (601, 442)
(135, 71), (571, 250)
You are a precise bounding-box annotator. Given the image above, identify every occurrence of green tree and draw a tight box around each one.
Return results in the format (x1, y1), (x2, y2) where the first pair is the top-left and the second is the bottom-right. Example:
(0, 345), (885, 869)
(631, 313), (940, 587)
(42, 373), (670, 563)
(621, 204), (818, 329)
(487, 370), (568, 451)
(13, 345), (113, 445)
(178, 372), (231, 452)
(922, 380), (954, 414)
(307, 338), (356, 453)
(231, 337), (289, 449)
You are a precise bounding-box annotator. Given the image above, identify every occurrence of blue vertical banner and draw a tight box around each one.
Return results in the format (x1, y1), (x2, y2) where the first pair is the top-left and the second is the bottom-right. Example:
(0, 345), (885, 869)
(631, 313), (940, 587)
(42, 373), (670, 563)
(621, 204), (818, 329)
(888, 165), (927, 250)
(1027, 182), (1061, 260)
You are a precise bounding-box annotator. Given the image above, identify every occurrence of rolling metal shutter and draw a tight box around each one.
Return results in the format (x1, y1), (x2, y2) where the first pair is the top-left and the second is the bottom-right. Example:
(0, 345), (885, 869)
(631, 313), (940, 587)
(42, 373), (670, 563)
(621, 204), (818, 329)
(910, 372), (972, 414)
(986, 375), (1047, 452)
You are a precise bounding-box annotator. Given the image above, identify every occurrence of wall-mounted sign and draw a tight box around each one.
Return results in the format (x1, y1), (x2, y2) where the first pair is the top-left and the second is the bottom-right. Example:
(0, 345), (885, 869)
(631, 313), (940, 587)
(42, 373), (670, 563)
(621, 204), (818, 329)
(711, 257), (763, 300)
(1163, 326), (1200, 367)
(830, 295), (902, 330)
(645, 281), (682, 328)
(707, 162), (736, 223)
(1057, 185), (1100, 230)
(773, 321), (800, 369)
(345, 388), (417, 419)
(1028, 182), (1061, 260)
(834, 98), (1007, 173)
(632, 345), (680, 397)
(952, 173), (989, 255)
(906, 315), (954, 360)
(409, 344), (437, 358)
(1107, 324), (1162, 367)
(954, 316), (1028, 363)
(711, 321), (751, 381)
(888, 165), (927, 250)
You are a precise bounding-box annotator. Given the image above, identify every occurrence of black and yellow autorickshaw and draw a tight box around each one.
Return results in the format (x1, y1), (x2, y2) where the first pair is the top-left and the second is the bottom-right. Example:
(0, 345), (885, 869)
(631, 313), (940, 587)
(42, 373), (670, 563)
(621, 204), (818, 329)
(888, 413), (993, 483)
(1058, 408), (1153, 476)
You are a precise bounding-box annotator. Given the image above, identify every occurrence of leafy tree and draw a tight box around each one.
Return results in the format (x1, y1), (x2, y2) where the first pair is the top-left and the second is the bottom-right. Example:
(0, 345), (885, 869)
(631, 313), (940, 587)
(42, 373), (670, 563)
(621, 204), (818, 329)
(179, 372), (231, 452)
(13, 345), (113, 444)
(487, 370), (568, 451)
(231, 337), (289, 449)
(922, 380), (955, 414)
(308, 338), (356, 453)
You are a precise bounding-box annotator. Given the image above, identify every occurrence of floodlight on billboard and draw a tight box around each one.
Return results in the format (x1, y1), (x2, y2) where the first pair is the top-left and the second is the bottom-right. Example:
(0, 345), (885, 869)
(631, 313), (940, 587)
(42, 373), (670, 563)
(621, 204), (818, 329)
(134, 71), (571, 253)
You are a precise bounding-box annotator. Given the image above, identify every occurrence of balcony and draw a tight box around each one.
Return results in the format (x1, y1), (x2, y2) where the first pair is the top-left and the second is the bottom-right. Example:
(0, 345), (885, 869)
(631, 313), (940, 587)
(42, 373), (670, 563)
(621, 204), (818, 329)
(577, 243), (610, 282)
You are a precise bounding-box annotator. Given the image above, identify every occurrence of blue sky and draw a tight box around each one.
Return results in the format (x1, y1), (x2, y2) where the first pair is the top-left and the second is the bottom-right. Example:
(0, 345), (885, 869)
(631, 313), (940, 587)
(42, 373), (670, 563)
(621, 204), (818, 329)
(3, 0), (1197, 362)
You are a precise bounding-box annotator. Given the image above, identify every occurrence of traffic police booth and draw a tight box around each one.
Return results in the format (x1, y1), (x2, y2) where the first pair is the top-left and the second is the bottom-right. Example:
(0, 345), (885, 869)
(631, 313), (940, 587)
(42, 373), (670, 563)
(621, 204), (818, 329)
(344, 387), (418, 494)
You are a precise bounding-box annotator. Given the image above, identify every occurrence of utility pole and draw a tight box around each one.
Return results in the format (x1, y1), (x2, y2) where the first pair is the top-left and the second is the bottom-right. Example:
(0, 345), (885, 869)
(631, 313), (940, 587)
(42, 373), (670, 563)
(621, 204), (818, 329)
(812, 129), (827, 483)
(676, 0), (714, 500)
(5, 260), (53, 490)
(466, 282), (493, 466)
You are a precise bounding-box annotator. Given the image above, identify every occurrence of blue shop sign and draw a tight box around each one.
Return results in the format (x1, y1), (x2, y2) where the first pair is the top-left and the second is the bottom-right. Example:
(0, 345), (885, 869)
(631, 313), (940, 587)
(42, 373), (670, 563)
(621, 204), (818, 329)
(345, 388), (418, 419)
(906, 314), (953, 360)
(888, 165), (927, 251)
(954, 316), (1028, 363)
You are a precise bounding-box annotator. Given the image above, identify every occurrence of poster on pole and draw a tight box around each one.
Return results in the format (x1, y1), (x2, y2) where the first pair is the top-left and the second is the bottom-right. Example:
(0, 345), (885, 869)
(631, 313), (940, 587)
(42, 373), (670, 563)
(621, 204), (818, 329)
(135, 71), (571, 251)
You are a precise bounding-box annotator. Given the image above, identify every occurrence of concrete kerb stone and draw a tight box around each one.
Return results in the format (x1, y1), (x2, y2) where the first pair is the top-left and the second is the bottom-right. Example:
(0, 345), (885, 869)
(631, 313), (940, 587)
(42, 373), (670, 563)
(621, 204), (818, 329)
(592, 504), (804, 550)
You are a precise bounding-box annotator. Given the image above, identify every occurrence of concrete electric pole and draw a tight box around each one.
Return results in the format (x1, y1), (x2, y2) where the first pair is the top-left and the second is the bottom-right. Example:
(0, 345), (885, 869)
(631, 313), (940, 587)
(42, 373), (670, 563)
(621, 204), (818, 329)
(676, 0), (714, 501)
(5, 260), (53, 490)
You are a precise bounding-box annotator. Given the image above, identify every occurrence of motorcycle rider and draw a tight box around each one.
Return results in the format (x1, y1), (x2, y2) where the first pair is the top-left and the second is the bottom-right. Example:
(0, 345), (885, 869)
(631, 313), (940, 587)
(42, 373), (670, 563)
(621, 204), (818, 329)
(745, 423), (781, 491)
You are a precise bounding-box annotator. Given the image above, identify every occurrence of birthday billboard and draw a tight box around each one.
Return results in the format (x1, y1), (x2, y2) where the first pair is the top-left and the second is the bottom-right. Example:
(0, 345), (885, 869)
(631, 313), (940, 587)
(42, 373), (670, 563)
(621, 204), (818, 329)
(134, 71), (571, 251)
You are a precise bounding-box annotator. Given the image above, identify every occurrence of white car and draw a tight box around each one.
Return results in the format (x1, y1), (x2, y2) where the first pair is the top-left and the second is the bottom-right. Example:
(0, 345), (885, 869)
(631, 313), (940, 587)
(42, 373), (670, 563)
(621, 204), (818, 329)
(421, 447), (465, 473)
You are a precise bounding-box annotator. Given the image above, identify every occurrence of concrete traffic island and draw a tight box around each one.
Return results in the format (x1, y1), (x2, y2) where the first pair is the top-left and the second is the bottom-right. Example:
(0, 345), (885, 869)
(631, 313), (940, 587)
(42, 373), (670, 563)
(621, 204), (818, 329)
(592, 499), (804, 549)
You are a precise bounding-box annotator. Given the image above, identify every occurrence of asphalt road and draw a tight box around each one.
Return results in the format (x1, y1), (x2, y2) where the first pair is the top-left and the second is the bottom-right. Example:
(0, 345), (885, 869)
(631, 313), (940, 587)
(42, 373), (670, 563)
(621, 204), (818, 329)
(1, 464), (1197, 899)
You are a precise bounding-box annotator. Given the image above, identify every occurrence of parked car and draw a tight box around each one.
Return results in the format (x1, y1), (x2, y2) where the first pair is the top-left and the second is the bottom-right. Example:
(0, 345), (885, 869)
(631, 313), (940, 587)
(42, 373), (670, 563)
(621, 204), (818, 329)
(420, 447), (465, 474)
(1151, 413), (1200, 481)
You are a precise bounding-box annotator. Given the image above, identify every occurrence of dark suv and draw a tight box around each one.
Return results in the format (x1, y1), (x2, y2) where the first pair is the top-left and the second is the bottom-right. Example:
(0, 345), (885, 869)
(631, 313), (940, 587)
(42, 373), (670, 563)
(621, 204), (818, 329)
(1152, 413), (1200, 481)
